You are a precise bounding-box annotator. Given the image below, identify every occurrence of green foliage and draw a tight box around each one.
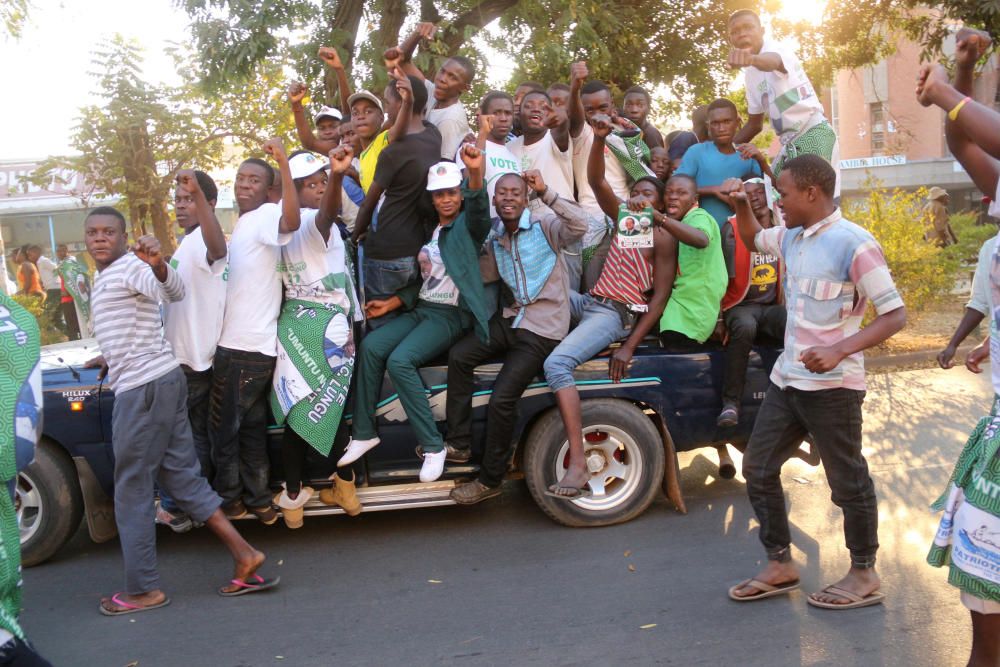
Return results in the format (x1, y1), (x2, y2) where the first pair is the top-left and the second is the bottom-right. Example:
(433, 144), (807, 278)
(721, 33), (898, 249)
(29, 36), (294, 253)
(846, 183), (956, 319)
(11, 296), (64, 346)
(942, 211), (998, 266)
(1, 0), (29, 40)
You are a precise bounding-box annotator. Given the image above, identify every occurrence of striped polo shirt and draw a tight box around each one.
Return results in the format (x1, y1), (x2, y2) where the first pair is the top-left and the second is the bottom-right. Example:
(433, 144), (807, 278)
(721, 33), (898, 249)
(92, 252), (185, 393)
(590, 237), (654, 308)
(755, 209), (903, 391)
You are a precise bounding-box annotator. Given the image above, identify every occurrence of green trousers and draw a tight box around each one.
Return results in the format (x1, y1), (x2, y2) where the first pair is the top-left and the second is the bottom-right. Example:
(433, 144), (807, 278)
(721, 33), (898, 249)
(352, 301), (470, 450)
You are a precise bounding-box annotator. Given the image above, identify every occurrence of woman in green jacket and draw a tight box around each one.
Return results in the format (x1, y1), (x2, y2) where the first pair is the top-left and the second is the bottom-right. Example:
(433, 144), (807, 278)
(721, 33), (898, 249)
(340, 144), (493, 482)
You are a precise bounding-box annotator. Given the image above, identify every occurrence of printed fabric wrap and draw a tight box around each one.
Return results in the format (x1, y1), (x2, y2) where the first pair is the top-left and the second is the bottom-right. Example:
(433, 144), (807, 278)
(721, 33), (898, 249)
(605, 132), (654, 184)
(56, 258), (92, 335)
(926, 235), (1000, 602)
(0, 294), (42, 640)
(492, 211), (557, 328)
(270, 299), (355, 456)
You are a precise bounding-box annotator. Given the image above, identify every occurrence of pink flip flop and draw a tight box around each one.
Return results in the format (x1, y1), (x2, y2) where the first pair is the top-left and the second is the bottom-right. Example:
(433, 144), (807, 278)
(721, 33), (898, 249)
(218, 573), (281, 597)
(99, 592), (171, 616)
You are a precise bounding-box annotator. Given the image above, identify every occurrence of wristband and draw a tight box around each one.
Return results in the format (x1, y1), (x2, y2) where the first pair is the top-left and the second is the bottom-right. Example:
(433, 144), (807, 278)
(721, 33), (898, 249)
(948, 96), (971, 122)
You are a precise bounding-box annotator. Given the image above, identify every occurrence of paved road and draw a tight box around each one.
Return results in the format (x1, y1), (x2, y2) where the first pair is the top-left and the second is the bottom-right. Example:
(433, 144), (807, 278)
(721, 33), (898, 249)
(23, 367), (991, 667)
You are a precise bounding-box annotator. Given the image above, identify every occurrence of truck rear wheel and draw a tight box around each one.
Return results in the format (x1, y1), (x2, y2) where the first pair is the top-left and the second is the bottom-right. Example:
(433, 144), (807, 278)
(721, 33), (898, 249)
(524, 399), (664, 527)
(19, 439), (84, 567)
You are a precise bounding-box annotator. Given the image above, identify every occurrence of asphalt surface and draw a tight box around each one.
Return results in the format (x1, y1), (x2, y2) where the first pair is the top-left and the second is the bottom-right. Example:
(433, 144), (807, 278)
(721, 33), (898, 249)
(23, 367), (992, 667)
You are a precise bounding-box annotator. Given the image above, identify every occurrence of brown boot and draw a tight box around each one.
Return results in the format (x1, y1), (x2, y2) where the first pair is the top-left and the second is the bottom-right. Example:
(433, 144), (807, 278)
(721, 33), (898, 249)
(318, 473), (362, 516)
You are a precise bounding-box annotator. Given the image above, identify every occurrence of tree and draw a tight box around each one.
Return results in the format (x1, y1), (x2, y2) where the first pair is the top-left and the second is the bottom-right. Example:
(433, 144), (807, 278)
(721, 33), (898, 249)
(1, 0), (29, 40)
(30, 36), (294, 253)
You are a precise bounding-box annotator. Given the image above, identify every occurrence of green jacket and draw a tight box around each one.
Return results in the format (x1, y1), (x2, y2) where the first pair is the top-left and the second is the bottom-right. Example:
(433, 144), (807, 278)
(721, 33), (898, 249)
(397, 183), (494, 342)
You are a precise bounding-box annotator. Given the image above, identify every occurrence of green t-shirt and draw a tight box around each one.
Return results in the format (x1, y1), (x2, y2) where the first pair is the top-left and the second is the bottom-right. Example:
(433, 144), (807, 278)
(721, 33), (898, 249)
(658, 206), (728, 343)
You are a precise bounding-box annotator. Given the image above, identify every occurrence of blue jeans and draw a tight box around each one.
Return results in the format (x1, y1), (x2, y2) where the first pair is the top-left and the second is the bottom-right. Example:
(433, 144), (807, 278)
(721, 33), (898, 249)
(362, 255), (419, 329)
(543, 292), (631, 393)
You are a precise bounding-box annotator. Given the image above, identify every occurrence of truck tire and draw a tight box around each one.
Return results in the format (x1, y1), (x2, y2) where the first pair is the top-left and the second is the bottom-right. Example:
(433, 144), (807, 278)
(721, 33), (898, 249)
(18, 440), (84, 567)
(524, 398), (665, 527)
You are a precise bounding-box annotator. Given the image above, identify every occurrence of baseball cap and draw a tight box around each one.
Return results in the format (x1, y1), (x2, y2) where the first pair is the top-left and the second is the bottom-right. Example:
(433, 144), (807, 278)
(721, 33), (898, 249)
(289, 152), (329, 180)
(347, 90), (384, 114)
(426, 162), (463, 191)
(314, 106), (343, 123)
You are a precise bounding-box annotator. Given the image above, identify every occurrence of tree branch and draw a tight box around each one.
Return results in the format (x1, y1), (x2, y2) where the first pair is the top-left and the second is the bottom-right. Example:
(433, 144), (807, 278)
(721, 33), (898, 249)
(440, 0), (521, 55)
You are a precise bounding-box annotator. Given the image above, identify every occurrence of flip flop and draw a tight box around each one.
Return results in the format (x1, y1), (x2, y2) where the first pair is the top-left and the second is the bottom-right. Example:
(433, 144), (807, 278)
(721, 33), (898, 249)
(728, 578), (800, 602)
(218, 573), (281, 597)
(806, 585), (884, 610)
(543, 483), (593, 500)
(99, 592), (171, 616)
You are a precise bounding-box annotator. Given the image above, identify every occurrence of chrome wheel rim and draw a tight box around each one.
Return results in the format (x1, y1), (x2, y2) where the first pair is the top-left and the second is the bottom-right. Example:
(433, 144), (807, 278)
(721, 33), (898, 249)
(551, 424), (643, 511)
(16, 471), (42, 545)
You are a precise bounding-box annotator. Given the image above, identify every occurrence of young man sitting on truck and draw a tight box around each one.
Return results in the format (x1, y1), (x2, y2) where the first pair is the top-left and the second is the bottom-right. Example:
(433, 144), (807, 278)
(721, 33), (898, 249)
(724, 155), (905, 609)
(716, 177), (786, 429)
(445, 170), (587, 504)
(542, 113), (678, 499)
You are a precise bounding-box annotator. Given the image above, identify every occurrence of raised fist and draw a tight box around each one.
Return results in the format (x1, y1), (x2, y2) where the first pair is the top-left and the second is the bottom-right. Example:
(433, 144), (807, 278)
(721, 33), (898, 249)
(523, 169), (547, 194)
(133, 234), (164, 268)
(262, 137), (287, 162)
(317, 46), (343, 69)
(176, 169), (202, 196)
(287, 81), (307, 105)
(329, 145), (354, 174)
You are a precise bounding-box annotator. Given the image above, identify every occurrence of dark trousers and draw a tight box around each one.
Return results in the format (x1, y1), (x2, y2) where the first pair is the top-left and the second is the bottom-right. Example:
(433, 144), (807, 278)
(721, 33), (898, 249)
(446, 315), (559, 488)
(742, 383), (878, 568)
(721, 303), (786, 406)
(208, 346), (275, 509)
(61, 300), (80, 339)
(280, 427), (358, 492)
(160, 365), (214, 513)
(0, 637), (53, 667)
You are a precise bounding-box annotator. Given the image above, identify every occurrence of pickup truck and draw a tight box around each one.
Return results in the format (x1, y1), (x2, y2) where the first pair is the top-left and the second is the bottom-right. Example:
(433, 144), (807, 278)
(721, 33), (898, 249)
(20, 336), (782, 567)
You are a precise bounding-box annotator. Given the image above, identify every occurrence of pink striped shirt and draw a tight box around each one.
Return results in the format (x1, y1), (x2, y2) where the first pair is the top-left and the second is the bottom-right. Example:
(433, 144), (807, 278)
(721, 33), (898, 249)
(591, 237), (654, 307)
(755, 209), (903, 391)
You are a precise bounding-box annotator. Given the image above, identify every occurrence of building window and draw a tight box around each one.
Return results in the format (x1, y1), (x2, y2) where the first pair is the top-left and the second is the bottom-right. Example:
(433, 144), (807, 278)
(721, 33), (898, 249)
(870, 102), (885, 156)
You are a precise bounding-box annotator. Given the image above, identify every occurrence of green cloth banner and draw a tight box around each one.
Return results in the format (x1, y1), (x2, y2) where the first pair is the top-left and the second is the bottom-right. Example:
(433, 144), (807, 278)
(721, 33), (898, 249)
(270, 299), (355, 456)
(57, 257), (92, 334)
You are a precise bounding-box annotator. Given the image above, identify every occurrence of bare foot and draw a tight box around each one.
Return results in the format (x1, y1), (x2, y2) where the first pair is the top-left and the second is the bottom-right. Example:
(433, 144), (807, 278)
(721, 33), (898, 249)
(100, 589), (167, 614)
(916, 63), (949, 107)
(550, 464), (590, 496)
(219, 549), (266, 594)
(809, 566), (880, 606)
(731, 559), (800, 598)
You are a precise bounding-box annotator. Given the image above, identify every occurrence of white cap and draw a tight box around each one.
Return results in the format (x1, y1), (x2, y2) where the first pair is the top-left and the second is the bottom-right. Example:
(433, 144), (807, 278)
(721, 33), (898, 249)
(289, 152), (328, 180)
(426, 161), (463, 191)
(314, 106), (343, 123)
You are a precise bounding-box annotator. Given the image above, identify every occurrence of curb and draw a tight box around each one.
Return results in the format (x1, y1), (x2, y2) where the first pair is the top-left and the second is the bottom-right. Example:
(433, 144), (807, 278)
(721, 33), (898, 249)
(865, 343), (976, 371)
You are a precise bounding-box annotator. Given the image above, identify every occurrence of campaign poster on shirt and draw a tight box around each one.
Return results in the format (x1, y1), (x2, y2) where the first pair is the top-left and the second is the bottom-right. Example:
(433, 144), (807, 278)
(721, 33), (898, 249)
(616, 204), (653, 248)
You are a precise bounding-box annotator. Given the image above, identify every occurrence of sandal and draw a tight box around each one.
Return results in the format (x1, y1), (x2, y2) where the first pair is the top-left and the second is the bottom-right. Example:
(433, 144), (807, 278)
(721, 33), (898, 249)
(543, 483), (593, 500)
(99, 592), (171, 616)
(218, 573), (281, 597)
(249, 504), (279, 525)
(728, 578), (800, 602)
(807, 585), (884, 610)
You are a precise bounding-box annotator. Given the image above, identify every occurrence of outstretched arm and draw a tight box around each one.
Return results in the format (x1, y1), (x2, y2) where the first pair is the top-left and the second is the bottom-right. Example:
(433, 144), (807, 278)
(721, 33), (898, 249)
(568, 61), (588, 139)
(587, 115), (623, 219)
(722, 177), (763, 252)
(176, 169), (226, 264)
(316, 146), (354, 241)
(318, 46), (353, 116)
(918, 60), (1000, 163)
(263, 138), (301, 234)
(734, 113), (764, 145)
(289, 82), (337, 154)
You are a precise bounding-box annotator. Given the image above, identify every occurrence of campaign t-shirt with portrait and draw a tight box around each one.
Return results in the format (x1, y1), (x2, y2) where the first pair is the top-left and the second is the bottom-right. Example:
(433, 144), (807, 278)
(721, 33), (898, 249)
(418, 226), (460, 306)
(164, 226), (227, 371)
(454, 139), (520, 219)
(507, 130), (574, 216)
(366, 123), (442, 260)
(278, 209), (360, 319)
(425, 80), (471, 161)
(743, 39), (827, 139)
(218, 203), (292, 356)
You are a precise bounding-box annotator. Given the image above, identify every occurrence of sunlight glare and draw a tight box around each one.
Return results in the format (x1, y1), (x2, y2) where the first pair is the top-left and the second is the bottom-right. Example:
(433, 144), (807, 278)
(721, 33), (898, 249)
(774, 0), (828, 25)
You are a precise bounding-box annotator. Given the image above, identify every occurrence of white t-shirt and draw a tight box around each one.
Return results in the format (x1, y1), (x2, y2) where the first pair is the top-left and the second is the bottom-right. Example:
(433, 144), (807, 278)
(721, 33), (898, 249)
(572, 123), (630, 219)
(425, 80), (471, 161)
(279, 209), (359, 319)
(37, 256), (60, 290)
(164, 226), (228, 371)
(454, 139), (520, 219)
(418, 226), (460, 306)
(507, 130), (574, 216)
(744, 39), (827, 139)
(218, 203), (292, 356)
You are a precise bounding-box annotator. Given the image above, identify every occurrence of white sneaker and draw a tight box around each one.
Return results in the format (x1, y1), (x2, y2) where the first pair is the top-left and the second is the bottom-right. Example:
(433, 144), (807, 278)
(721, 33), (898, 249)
(337, 437), (380, 466)
(419, 447), (447, 482)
